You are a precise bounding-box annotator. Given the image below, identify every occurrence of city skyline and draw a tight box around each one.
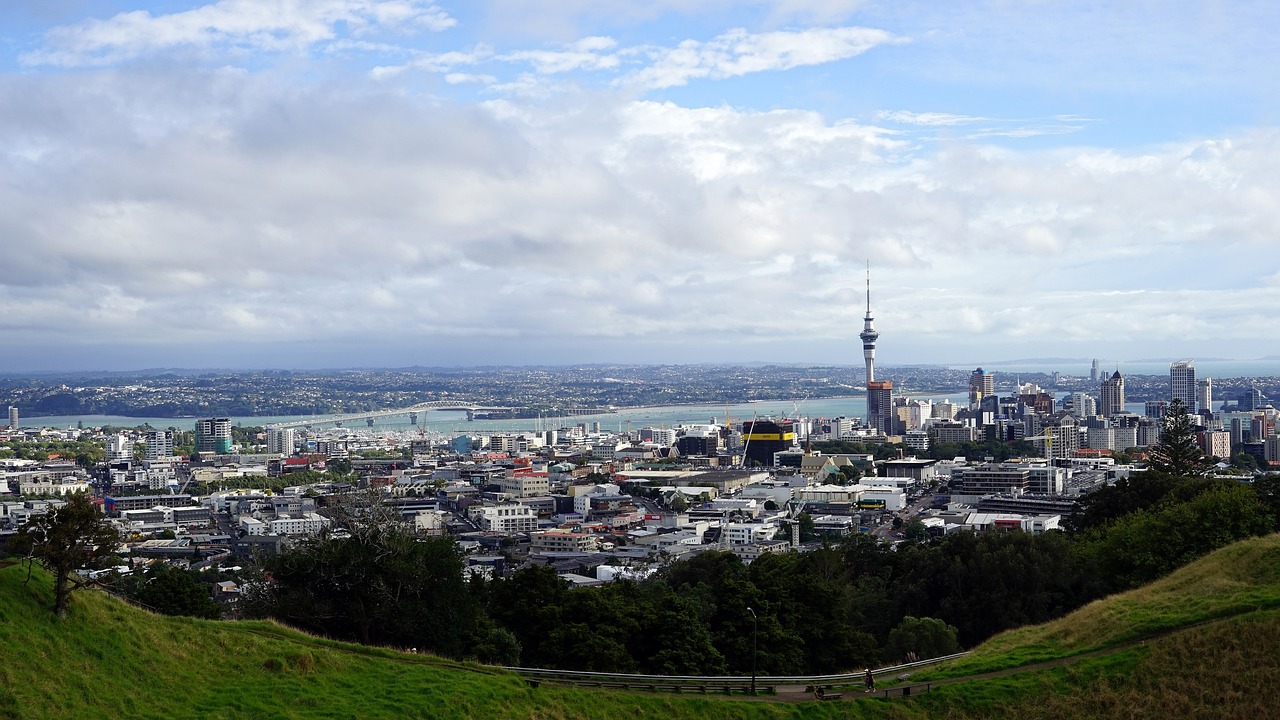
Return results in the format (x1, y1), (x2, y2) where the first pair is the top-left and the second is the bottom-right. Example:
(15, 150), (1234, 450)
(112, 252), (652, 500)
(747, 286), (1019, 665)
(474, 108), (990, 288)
(3, 2), (1280, 372)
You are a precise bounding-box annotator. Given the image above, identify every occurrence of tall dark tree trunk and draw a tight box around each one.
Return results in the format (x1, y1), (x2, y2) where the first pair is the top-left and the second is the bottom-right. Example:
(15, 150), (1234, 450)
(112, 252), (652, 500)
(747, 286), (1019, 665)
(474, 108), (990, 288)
(53, 569), (71, 617)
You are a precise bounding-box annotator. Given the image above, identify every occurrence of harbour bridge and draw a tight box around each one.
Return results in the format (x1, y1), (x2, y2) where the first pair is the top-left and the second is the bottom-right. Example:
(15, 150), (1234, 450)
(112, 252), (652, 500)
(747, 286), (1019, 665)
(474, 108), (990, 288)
(265, 401), (515, 430)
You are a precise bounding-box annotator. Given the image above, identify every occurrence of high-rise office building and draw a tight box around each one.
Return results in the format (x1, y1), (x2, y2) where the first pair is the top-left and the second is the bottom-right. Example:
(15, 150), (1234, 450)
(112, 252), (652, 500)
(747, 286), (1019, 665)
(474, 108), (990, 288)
(144, 430), (174, 460)
(1145, 400), (1168, 419)
(1137, 417), (1162, 446)
(1066, 393), (1097, 418)
(195, 417), (232, 454)
(1266, 436), (1280, 464)
(106, 434), (131, 462)
(7, 406), (17, 430)
(266, 427), (296, 455)
(1230, 418), (1245, 446)
(1198, 430), (1230, 460)
(741, 419), (795, 467)
(932, 401), (957, 420)
(1170, 360), (1196, 411)
(1241, 384), (1265, 412)
(1197, 378), (1213, 415)
(1039, 414), (1080, 460)
(1100, 371), (1125, 417)
(867, 381), (895, 434)
(969, 368), (994, 406)
(1253, 416), (1275, 442)
(1090, 359), (1100, 383)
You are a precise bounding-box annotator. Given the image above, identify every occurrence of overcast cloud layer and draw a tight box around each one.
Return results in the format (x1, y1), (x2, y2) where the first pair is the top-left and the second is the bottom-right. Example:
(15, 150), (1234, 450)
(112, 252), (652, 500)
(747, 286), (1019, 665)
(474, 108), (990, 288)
(2, 1), (1279, 371)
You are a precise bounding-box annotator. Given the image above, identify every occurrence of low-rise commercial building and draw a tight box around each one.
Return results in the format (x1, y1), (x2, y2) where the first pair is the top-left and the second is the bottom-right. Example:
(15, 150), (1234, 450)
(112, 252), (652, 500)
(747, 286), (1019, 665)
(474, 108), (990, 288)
(530, 530), (599, 554)
(470, 504), (539, 535)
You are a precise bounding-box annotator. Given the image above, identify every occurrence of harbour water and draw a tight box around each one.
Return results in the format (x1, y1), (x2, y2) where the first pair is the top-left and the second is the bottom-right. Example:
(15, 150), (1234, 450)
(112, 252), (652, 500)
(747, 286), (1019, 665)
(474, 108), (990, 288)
(25, 393), (972, 435)
(26, 358), (1277, 434)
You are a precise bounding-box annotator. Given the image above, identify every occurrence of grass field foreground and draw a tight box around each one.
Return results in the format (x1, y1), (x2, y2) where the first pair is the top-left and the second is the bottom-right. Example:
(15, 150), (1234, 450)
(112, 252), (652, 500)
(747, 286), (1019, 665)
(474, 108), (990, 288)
(5, 534), (1280, 718)
(0, 562), (873, 720)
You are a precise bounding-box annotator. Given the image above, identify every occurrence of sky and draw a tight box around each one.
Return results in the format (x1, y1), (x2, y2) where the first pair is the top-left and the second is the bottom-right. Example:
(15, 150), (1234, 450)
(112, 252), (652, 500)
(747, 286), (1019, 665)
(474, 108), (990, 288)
(2, 1), (1280, 372)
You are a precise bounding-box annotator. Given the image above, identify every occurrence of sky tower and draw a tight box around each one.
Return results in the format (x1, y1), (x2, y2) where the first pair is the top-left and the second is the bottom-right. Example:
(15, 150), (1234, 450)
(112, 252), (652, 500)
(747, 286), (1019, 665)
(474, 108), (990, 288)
(860, 265), (879, 384)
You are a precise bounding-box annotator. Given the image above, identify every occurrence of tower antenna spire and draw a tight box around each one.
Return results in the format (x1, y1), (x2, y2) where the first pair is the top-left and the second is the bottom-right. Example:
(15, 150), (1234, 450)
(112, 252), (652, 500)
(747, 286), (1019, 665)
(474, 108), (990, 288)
(866, 260), (871, 313)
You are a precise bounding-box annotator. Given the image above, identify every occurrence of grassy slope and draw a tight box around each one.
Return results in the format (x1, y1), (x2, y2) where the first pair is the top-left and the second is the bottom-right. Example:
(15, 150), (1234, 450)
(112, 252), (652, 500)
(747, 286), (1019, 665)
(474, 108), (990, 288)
(4, 534), (1280, 719)
(894, 532), (1280, 719)
(915, 532), (1280, 679)
(901, 610), (1280, 719)
(0, 563), (861, 720)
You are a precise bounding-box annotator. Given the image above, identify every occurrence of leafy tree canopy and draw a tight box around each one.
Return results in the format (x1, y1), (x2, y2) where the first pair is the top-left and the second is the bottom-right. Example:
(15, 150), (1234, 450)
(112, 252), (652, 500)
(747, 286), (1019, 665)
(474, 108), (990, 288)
(8, 493), (120, 616)
(114, 565), (222, 619)
(244, 491), (482, 659)
(885, 616), (960, 662)
(1148, 399), (1210, 477)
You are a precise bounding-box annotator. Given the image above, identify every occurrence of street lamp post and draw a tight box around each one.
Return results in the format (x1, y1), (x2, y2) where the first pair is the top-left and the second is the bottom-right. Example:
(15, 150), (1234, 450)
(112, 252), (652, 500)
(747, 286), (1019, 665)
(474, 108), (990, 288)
(746, 606), (758, 695)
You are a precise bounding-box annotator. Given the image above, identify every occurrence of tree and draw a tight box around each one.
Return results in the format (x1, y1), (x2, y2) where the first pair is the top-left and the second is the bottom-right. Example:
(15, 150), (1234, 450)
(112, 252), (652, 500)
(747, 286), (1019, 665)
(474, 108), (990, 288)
(1080, 482), (1274, 591)
(890, 531), (1091, 647)
(470, 625), (522, 666)
(246, 491), (482, 658)
(1069, 472), (1187, 532)
(1148, 399), (1209, 477)
(116, 565), (222, 619)
(74, 444), (104, 470)
(885, 616), (960, 662)
(903, 518), (928, 540)
(668, 492), (689, 512)
(8, 493), (121, 616)
(1251, 475), (1280, 532)
(1231, 452), (1259, 472)
(838, 465), (863, 484)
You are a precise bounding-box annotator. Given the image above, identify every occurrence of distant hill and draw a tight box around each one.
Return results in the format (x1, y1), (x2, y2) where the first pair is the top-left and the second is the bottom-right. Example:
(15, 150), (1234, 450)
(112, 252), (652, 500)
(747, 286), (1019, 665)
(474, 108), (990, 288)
(3, 534), (1280, 719)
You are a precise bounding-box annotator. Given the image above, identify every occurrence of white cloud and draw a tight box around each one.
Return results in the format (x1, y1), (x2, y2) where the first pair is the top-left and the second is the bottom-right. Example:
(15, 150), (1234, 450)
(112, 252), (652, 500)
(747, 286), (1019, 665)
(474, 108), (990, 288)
(444, 72), (497, 85)
(22, 0), (456, 67)
(371, 45), (493, 79)
(877, 111), (1098, 140)
(3, 65), (1280, 367)
(966, 123), (1088, 139)
(370, 25), (895, 97)
(500, 36), (620, 74)
(626, 25), (902, 89)
(876, 110), (985, 126)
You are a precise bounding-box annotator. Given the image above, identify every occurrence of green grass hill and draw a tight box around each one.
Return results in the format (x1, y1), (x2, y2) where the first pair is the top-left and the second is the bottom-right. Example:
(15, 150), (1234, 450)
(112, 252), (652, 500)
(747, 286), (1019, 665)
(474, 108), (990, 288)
(4, 533), (1280, 719)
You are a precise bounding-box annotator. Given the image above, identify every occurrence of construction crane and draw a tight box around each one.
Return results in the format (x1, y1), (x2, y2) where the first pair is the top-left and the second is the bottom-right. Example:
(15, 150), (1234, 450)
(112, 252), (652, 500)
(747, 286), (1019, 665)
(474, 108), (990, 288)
(738, 411), (758, 468)
(781, 498), (808, 548)
(1024, 425), (1054, 458)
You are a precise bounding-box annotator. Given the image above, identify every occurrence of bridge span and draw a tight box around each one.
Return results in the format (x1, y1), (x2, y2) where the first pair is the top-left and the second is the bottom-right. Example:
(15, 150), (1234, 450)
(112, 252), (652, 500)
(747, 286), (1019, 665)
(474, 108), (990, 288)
(265, 401), (515, 430)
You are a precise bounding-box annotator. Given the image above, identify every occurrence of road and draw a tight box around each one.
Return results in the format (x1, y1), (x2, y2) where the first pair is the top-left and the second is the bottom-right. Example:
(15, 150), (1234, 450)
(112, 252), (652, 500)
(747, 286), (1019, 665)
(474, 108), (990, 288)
(870, 491), (936, 541)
